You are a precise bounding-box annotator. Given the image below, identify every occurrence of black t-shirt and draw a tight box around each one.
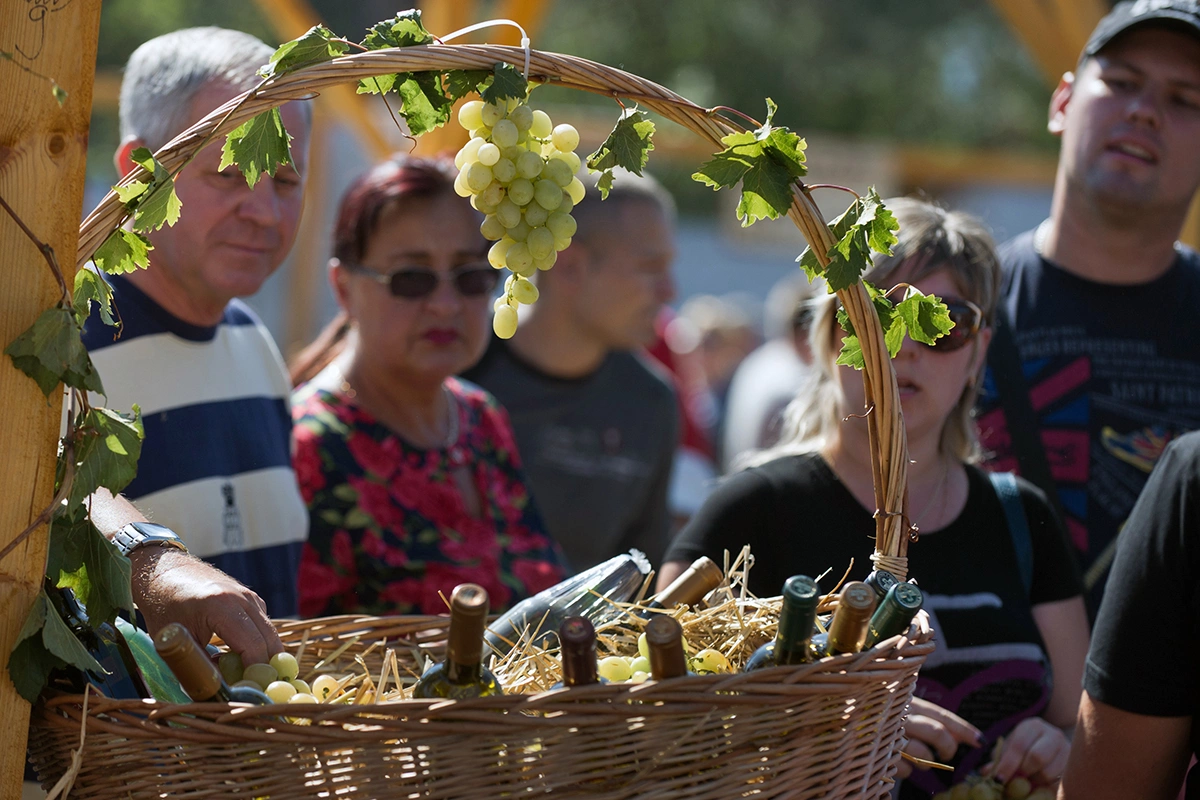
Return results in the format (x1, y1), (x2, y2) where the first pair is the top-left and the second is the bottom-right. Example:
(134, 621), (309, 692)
(979, 233), (1200, 610)
(1085, 431), (1200, 797)
(664, 453), (1083, 797)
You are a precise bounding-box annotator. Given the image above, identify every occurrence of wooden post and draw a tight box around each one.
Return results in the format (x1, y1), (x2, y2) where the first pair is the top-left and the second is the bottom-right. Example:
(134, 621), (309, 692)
(0, 0), (101, 792)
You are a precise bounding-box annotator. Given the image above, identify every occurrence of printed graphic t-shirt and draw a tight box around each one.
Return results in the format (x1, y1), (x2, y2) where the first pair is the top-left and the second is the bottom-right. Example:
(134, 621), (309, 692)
(978, 233), (1200, 609)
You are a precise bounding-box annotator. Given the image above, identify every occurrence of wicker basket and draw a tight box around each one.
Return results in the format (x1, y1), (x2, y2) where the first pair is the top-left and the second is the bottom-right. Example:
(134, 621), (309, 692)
(30, 612), (934, 799)
(38, 40), (930, 800)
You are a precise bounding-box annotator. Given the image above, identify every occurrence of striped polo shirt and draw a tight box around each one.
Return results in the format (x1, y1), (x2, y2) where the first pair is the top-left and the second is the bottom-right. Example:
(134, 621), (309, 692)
(81, 274), (307, 617)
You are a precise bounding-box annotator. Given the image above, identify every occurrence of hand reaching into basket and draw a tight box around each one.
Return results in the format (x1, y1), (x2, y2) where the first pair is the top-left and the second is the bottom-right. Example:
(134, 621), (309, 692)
(898, 697), (984, 779)
(981, 717), (1070, 788)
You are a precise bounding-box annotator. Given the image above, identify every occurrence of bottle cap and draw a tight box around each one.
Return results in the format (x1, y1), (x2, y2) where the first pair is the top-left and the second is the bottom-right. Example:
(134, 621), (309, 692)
(154, 623), (221, 701)
(828, 582), (877, 654)
(558, 616), (598, 687)
(654, 556), (723, 610)
(782, 575), (820, 605)
(891, 583), (923, 611)
(447, 583), (490, 667)
(838, 582), (877, 616)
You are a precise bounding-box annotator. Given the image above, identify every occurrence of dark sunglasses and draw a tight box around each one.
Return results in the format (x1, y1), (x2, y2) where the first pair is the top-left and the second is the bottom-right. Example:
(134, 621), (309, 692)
(340, 261), (499, 299)
(927, 300), (984, 353)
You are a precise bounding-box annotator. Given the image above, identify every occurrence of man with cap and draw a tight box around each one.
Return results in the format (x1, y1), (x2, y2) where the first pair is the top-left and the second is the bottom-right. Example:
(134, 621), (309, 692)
(977, 0), (1200, 611)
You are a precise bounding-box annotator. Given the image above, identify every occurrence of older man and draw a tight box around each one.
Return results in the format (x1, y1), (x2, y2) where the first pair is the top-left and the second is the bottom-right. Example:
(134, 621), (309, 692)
(82, 27), (311, 618)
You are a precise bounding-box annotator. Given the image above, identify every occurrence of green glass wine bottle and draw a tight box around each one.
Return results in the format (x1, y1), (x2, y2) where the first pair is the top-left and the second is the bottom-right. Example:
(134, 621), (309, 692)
(413, 583), (504, 699)
(743, 575), (820, 671)
(863, 582), (924, 649)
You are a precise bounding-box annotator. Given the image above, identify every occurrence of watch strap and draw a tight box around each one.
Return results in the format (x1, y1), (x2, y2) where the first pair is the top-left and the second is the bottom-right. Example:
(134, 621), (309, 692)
(113, 522), (188, 558)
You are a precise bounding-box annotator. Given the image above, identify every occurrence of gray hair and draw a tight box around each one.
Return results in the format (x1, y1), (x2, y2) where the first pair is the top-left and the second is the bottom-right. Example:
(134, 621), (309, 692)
(120, 27), (309, 151)
(740, 197), (1001, 468)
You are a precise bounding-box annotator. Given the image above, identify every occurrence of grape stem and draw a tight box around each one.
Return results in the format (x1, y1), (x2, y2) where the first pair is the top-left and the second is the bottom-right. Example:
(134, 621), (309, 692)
(707, 105), (760, 131)
(806, 184), (862, 201)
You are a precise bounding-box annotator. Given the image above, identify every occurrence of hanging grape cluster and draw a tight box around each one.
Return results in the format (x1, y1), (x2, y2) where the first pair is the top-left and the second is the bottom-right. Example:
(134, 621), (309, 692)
(453, 97), (584, 339)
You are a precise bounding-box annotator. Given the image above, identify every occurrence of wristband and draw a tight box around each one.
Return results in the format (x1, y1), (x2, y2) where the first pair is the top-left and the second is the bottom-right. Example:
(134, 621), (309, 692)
(113, 522), (189, 558)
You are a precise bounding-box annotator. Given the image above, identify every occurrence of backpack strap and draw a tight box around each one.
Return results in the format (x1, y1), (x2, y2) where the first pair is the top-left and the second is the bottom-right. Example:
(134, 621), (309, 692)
(989, 471), (1033, 596)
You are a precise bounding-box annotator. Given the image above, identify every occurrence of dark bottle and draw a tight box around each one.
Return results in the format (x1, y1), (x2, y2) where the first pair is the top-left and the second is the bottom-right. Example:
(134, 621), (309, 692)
(153, 623), (271, 704)
(864, 569), (899, 603)
(863, 582), (924, 649)
(414, 583), (504, 699)
(46, 580), (151, 700)
(644, 615), (689, 681)
(640, 556), (723, 616)
(744, 575), (821, 671)
(557, 616), (601, 688)
(824, 581), (878, 656)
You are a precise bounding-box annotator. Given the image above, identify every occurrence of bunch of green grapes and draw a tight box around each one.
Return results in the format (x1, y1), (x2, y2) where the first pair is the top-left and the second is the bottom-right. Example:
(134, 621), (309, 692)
(933, 775), (1055, 800)
(218, 649), (345, 704)
(593, 632), (730, 683)
(453, 97), (584, 339)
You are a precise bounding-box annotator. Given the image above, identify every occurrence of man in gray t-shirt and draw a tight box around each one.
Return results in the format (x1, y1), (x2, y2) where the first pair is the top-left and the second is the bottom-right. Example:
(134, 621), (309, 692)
(463, 171), (680, 572)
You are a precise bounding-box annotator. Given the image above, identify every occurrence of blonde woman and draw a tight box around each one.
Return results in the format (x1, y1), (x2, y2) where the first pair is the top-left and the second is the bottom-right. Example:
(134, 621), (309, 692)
(661, 198), (1089, 797)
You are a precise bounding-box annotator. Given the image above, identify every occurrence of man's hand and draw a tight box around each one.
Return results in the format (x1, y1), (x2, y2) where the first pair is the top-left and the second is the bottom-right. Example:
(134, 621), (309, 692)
(129, 546), (283, 665)
(982, 717), (1069, 786)
(897, 697), (984, 778)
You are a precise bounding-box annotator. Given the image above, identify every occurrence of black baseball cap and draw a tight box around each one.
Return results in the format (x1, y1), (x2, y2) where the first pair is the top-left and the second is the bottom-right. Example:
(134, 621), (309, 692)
(1085, 0), (1200, 56)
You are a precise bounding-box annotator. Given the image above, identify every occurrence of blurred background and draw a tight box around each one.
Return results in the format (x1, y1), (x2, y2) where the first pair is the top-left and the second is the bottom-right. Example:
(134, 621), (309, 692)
(83, 0), (1186, 381)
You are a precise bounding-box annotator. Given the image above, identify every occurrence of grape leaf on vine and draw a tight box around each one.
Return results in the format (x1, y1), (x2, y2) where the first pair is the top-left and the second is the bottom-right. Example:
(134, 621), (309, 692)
(445, 69), (492, 101)
(481, 63), (527, 105)
(262, 25), (348, 78)
(692, 98), (807, 227)
(73, 268), (116, 327)
(797, 187), (899, 293)
(4, 306), (103, 397)
(126, 148), (182, 232)
(396, 72), (455, 136)
(92, 229), (151, 277)
(46, 505), (134, 628)
(896, 286), (954, 345)
(66, 406), (144, 512)
(8, 587), (113, 703)
(220, 108), (292, 188)
(834, 282), (954, 369)
(361, 10), (434, 49)
(587, 108), (656, 199)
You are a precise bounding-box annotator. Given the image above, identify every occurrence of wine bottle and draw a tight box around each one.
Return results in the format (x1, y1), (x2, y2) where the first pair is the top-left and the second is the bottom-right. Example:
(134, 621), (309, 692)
(823, 581), (877, 656)
(485, 551), (650, 658)
(153, 623), (271, 704)
(414, 583), (504, 699)
(639, 556), (722, 616)
(556, 616), (601, 688)
(744, 575), (821, 671)
(644, 615), (689, 681)
(114, 617), (192, 704)
(863, 582), (924, 649)
(864, 569), (899, 603)
(45, 580), (151, 700)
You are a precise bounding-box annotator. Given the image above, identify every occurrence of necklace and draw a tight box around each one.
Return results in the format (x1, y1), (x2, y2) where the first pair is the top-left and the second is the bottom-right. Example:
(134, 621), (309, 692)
(911, 458), (950, 531)
(331, 363), (459, 450)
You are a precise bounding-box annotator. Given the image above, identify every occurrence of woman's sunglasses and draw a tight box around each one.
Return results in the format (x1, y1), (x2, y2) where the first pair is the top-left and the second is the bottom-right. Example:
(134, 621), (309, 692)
(340, 260), (499, 300)
(928, 299), (984, 353)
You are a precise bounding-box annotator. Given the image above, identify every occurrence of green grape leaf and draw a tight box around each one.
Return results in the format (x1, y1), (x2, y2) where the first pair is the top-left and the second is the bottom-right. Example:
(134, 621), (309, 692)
(586, 108), (656, 195)
(356, 73), (398, 96)
(396, 71), (454, 136)
(8, 594), (61, 703)
(127, 148), (182, 232)
(40, 592), (105, 674)
(836, 333), (866, 370)
(444, 69), (492, 101)
(113, 181), (149, 207)
(263, 25), (348, 77)
(92, 229), (152, 276)
(796, 189), (899, 293)
(220, 108), (293, 188)
(895, 287), (954, 345)
(73, 268), (116, 328)
(480, 63), (527, 105)
(67, 406), (144, 512)
(362, 10), (435, 49)
(48, 506), (134, 627)
(52, 84), (67, 106)
(692, 99), (807, 227)
(596, 170), (615, 200)
(4, 306), (103, 397)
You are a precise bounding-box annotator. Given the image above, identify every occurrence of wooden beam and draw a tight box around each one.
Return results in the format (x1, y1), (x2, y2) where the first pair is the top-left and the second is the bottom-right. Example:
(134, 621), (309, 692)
(990, 0), (1108, 84)
(0, 0), (102, 793)
(1183, 192), (1200, 250)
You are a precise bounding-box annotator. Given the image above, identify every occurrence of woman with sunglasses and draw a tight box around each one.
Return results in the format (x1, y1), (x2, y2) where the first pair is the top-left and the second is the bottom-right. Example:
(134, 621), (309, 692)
(660, 198), (1089, 797)
(288, 156), (567, 618)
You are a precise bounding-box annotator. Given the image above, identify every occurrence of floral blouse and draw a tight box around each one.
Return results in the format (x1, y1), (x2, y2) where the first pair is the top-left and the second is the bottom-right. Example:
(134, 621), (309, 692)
(292, 376), (567, 618)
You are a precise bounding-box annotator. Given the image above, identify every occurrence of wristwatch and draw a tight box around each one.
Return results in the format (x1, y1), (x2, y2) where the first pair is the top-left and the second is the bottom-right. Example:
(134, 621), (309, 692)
(113, 522), (189, 558)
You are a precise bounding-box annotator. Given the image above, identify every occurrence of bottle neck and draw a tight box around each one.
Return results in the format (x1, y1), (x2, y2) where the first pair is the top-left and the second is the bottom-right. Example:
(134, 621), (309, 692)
(774, 597), (817, 662)
(647, 557), (722, 611)
(445, 601), (488, 685)
(154, 623), (225, 701)
(560, 640), (599, 687)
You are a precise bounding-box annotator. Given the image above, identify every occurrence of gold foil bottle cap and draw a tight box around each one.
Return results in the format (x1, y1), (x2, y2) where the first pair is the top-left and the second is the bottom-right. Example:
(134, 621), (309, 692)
(447, 583), (490, 668)
(154, 623), (221, 701)
(654, 556), (722, 609)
